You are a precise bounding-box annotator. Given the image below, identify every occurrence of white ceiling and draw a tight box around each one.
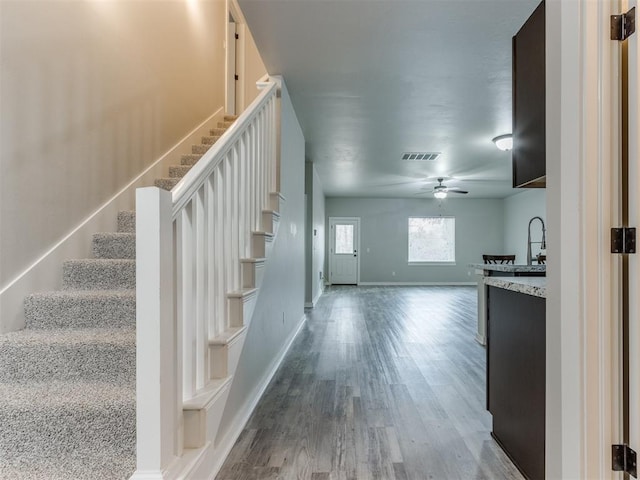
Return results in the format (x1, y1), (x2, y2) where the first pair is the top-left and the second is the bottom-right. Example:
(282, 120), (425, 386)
(238, 0), (541, 198)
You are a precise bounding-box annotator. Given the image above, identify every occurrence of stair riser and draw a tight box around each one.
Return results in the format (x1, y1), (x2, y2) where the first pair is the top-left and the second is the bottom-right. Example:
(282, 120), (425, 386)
(209, 329), (247, 379)
(0, 342), (135, 384)
(0, 404), (135, 464)
(24, 293), (135, 329)
(92, 234), (135, 259)
(183, 385), (231, 449)
(209, 128), (226, 137)
(63, 261), (135, 290)
(261, 211), (280, 235)
(201, 135), (221, 145)
(192, 144), (210, 155)
(241, 261), (265, 289)
(269, 192), (285, 212)
(181, 154), (202, 166)
(223, 115), (238, 122)
(228, 293), (258, 329)
(169, 166), (192, 178)
(155, 178), (179, 191)
(117, 211), (136, 233)
(251, 234), (274, 259)
(217, 121), (234, 128)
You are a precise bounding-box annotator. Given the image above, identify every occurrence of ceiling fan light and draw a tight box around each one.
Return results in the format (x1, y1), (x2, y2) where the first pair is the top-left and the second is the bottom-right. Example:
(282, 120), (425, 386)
(434, 191), (447, 199)
(492, 134), (513, 151)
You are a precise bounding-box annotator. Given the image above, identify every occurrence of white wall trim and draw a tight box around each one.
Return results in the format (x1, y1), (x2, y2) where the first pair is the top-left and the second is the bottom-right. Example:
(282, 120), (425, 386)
(0, 108), (224, 333)
(358, 281), (475, 286)
(185, 313), (307, 480)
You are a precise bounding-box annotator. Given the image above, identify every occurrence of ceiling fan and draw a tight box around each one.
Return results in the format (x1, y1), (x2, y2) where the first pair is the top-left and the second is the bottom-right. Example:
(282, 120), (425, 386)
(428, 178), (468, 199)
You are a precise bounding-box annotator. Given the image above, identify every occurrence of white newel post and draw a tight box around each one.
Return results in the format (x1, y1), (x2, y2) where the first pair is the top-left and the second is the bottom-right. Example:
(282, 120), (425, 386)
(133, 187), (179, 479)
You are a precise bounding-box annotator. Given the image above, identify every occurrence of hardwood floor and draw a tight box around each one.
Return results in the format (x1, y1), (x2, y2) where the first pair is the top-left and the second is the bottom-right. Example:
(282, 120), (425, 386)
(216, 286), (524, 480)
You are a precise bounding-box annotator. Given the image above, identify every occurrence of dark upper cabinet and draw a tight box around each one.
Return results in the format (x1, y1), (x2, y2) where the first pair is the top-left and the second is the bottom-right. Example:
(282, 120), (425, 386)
(512, 1), (545, 188)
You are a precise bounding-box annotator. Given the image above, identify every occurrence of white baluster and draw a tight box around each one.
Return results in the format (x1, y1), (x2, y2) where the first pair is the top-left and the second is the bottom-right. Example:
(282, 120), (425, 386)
(224, 154), (233, 328)
(231, 146), (239, 291)
(179, 204), (196, 400)
(214, 165), (225, 337)
(194, 187), (207, 390)
(206, 175), (217, 338)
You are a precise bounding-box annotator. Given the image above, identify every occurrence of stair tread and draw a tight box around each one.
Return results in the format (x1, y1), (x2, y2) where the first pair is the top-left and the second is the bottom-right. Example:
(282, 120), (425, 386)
(228, 288), (258, 298)
(210, 326), (247, 345)
(28, 289), (135, 299)
(65, 258), (135, 265)
(0, 380), (134, 406)
(183, 377), (232, 410)
(240, 257), (266, 263)
(0, 327), (135, 345)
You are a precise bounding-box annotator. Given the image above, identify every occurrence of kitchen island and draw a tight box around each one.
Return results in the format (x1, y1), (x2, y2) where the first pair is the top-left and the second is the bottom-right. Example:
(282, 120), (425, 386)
(469, 263), (545, 344)
(486, 276), (546, 480)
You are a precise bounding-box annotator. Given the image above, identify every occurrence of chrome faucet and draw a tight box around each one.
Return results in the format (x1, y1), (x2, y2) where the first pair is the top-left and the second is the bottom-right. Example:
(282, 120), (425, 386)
(527, 216), (546, 265)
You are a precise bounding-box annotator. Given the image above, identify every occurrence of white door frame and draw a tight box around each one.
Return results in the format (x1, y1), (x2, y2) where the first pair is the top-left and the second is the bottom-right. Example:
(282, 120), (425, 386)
(546, 1), (621, 478)
(226, 0), (246, 114)
(328, 217), (360, 285)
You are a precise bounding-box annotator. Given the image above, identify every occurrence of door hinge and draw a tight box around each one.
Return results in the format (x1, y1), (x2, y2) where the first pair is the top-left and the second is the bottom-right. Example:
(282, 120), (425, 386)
(611, 227), (636, 254)
(234, 74), (239, 81)
(613, 444), (637, 477)
(611, 7), (636, 41)
(235, 33), (239, 40)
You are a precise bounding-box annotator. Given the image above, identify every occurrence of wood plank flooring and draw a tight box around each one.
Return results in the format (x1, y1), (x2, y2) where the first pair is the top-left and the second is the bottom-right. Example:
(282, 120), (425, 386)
(216, 286), (524, 480)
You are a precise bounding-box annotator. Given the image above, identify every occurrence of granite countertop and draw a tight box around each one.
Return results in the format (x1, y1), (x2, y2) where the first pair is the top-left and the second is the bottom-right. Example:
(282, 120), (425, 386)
(484, 276), (546, 298)
(469, 263), (546, 274)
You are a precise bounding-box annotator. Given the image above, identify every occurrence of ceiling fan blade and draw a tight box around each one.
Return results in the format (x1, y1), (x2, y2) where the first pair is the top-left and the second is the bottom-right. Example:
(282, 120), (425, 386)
(446, 188), (469, 194)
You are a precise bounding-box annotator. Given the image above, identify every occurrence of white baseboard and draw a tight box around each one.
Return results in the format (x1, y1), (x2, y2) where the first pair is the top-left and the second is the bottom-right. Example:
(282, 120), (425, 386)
(357, 281), (476, 286)
(185, 313), (306, 479)
(0, 108), (224, 334)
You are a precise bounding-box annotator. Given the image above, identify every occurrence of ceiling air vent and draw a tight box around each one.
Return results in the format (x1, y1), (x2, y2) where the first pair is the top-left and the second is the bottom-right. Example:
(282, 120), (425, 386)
(401, 152), (441, 161)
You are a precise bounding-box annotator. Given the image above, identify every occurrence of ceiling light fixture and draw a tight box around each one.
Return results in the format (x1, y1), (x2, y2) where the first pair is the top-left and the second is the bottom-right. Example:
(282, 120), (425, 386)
(492, 134), (513, 151)
(434, 191), (447, 199)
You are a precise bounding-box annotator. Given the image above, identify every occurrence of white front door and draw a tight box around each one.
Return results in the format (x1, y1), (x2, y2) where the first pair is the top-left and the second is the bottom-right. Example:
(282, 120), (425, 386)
(329, 217), (359, 285)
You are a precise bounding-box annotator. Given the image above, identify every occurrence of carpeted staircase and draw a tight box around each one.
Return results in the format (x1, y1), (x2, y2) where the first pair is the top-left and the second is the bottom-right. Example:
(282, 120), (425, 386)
(0, 116), (237, 480)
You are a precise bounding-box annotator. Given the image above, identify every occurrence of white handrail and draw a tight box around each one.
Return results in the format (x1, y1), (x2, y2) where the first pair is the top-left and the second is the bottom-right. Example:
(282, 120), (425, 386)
(133, 78), (280, 478)
(171, 81), (277, 218)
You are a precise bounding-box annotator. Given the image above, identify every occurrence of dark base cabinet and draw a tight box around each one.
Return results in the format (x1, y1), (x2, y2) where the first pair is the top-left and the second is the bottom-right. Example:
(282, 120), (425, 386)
(487, 286), (545, 480)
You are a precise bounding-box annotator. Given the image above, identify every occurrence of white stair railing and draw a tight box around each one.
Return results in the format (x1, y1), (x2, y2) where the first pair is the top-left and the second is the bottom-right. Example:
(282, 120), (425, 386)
(133, 79), (279, 478)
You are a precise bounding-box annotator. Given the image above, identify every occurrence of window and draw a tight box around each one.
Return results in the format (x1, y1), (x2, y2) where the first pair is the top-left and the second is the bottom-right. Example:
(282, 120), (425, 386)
(334, 224), (355, 254)
(408, 217), (455, 263)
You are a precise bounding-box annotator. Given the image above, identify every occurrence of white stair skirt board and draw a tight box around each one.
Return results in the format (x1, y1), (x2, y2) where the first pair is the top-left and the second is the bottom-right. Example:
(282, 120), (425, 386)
(0, 107), (225, 334)
(186, 314), (307, 480)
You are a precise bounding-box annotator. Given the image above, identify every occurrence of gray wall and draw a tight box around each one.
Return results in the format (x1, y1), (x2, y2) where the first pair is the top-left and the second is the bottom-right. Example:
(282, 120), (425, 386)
(305, 162), (326, 306)
(326, 197), (505, 283)
(503, 189), (546, 263)
(218, 79), (306, 436)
